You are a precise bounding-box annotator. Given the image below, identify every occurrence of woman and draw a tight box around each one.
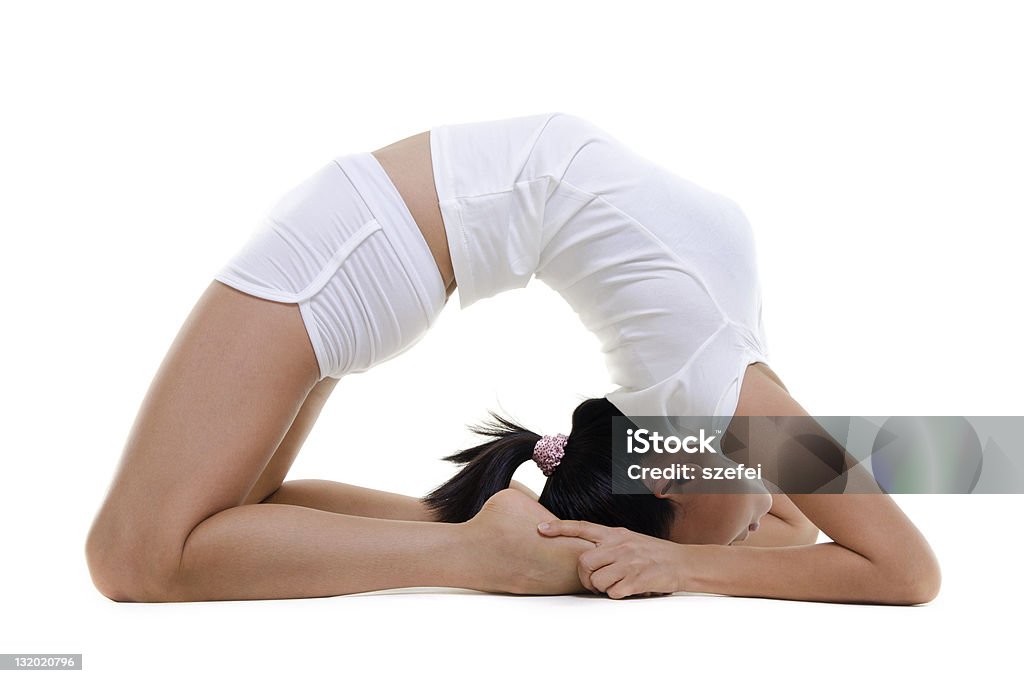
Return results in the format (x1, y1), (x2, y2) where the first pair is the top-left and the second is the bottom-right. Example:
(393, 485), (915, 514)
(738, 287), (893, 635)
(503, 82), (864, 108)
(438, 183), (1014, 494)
(84, 113), (940, 604)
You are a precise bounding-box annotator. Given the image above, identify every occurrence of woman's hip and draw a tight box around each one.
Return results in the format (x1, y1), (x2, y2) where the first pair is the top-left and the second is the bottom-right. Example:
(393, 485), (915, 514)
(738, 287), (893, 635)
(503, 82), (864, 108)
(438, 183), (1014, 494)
(213, 152), (447, 379)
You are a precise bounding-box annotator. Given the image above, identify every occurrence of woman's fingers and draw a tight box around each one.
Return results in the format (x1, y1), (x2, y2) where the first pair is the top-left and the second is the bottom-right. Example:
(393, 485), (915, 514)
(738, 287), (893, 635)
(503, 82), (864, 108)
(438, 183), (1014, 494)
(576, 545), (620, 594)
(578, 545), (618, 573)
(590, 565), (627, 594)
(577, 562), (598, 594)
(541, 525), (682, 599)
(537, 519), (615, 544)
(537, 519), (633, 596)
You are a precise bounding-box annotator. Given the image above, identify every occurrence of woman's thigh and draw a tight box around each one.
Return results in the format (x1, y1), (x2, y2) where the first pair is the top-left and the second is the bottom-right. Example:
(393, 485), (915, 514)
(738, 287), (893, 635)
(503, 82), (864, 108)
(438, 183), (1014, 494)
(88, 280), (322, 584)
(242, 375), (340, 505)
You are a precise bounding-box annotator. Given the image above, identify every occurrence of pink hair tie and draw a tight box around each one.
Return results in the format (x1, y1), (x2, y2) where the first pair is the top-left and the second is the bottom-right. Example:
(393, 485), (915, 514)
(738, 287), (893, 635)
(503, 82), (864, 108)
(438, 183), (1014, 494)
(533, 433), (569, 476)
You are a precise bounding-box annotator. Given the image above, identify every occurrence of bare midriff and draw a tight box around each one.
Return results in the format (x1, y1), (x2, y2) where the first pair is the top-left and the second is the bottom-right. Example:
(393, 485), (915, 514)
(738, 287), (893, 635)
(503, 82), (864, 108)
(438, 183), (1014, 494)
(371, 131), (457, 300)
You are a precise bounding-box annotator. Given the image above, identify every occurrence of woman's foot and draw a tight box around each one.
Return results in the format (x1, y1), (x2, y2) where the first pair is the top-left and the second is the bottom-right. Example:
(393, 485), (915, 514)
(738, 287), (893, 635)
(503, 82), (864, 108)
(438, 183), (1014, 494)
(508, 480), (539, 500)
(466, 488), (595, 595)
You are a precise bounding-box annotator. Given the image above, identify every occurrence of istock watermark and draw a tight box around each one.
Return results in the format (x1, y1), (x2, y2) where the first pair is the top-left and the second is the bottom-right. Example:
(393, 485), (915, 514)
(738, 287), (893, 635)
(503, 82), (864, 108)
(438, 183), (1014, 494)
(611, 415), (1024, 495)
(625, 427), (719, 454)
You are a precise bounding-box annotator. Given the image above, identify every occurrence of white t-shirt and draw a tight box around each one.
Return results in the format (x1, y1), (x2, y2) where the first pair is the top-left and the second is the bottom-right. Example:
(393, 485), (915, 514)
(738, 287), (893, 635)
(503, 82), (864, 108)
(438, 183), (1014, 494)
(429, 112), (770, 434)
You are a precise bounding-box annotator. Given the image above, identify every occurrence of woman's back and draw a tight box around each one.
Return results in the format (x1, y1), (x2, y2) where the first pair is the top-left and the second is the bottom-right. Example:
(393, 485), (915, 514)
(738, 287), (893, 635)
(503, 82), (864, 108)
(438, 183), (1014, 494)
(428, 112), (771, 432)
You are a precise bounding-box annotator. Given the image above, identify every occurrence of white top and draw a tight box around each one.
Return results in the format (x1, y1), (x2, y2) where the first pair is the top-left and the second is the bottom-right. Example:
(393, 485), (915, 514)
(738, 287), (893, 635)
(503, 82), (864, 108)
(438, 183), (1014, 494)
(429, 112), (770, 433)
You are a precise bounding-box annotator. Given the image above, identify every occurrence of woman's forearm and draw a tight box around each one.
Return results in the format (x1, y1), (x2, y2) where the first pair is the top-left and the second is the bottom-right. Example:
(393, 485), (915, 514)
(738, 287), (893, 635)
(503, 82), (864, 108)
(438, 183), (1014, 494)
(678, 541), (939, 605)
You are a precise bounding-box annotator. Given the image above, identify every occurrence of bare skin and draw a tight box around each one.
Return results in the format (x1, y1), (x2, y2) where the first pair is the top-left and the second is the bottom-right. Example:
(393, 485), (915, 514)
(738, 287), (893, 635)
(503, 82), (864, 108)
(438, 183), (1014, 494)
(370, 131), (457, 299)
(83, 276), (595, 601)
(539, 373), (943, 604)
(85, 129), (936, 604)
(83, 130), (589, 602)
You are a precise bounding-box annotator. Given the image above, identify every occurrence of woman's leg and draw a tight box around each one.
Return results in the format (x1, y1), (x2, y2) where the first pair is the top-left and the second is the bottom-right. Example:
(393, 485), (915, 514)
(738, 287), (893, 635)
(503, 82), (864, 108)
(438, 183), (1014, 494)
(85, 282), (588, 601)
(262, 480), (437, 521)
(240, 376), (341, 506)
(260, 478), (541, 520)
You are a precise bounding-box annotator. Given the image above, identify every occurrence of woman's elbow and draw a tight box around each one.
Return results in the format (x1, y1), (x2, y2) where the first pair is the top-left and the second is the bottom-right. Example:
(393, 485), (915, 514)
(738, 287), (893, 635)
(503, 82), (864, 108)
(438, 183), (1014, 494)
(883, 549), (942, 605)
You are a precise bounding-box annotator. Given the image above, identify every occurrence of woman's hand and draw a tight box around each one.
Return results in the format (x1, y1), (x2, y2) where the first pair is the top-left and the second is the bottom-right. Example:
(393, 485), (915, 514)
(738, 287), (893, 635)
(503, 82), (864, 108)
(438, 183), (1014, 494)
(537, 520), (685, 599)
(467, 489), (596, 595)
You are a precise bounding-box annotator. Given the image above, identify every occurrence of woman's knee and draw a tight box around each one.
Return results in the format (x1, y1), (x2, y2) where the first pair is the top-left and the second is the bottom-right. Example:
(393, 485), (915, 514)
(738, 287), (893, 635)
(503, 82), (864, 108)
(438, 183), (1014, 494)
(84, 506), (190, 602)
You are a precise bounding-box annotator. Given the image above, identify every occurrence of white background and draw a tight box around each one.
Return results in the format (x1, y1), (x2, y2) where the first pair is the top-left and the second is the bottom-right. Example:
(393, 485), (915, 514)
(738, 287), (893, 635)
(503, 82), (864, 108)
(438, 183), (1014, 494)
(2, 0), (1021, 680)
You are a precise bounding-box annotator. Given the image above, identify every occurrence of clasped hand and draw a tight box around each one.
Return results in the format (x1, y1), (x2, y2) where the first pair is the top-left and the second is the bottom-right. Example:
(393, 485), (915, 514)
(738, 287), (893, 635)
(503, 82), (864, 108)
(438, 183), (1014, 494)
(537, 520), (684, 599)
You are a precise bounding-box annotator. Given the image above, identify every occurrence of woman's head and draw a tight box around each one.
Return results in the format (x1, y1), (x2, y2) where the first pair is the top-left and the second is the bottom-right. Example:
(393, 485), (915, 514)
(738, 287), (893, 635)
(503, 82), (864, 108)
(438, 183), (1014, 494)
(423, 397), (771, 545)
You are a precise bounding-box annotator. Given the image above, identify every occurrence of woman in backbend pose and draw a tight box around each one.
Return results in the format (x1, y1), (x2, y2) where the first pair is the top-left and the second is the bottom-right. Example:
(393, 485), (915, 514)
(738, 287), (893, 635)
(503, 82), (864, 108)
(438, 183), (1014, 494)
(85, 113), (940, 605)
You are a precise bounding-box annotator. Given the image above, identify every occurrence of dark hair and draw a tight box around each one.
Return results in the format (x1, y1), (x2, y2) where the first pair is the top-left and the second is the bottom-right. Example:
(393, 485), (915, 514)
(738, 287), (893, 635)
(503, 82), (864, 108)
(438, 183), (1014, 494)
(422, 397), (676, 539)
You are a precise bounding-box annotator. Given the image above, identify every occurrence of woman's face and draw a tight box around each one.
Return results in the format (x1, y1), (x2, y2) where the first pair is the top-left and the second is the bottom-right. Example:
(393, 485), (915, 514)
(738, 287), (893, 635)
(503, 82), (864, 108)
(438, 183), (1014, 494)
(661, 480), (773, 545)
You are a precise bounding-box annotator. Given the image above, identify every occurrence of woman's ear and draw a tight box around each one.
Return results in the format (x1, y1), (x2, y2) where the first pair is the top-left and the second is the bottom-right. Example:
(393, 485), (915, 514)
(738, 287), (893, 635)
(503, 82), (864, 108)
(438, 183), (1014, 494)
(652, 479), (685, 499)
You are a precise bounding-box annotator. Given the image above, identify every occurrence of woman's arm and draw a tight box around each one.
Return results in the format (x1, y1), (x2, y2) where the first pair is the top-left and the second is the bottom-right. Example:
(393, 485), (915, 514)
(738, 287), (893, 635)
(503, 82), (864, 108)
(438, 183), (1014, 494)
(678, 370), (940, 602)
(539, 370), (941, 604)
(681, 489), (940, 604)
(539, 483), (939, 604)
(540, 458), (940, 604)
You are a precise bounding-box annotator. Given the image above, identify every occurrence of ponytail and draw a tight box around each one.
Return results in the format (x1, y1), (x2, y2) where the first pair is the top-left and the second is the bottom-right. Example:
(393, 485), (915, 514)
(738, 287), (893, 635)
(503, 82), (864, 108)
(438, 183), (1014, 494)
(424, 398), (676, 539)
(422, 412), (541, 522)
